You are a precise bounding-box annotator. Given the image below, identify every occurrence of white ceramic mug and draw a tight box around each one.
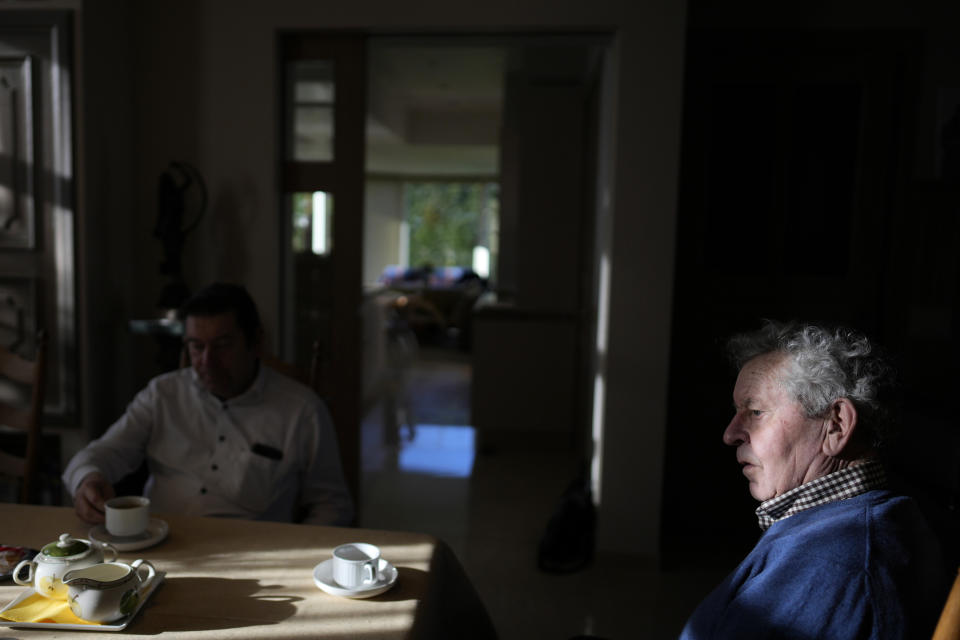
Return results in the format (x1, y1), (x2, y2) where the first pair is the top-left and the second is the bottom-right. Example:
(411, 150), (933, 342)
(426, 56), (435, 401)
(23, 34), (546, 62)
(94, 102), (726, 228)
(332, 543), (380, 589)
(105, 496), (151, 537)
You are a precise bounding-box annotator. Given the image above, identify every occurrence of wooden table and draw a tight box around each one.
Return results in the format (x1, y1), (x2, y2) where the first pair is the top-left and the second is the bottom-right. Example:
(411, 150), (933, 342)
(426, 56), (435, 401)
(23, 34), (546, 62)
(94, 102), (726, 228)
(0, 504), (497, 638)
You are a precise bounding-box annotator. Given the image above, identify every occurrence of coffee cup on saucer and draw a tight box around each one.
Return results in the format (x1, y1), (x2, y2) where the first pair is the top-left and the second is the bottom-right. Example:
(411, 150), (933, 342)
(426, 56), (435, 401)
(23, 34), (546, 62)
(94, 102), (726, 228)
(332, 543), (380, 589)
(105, 496), (151, 538)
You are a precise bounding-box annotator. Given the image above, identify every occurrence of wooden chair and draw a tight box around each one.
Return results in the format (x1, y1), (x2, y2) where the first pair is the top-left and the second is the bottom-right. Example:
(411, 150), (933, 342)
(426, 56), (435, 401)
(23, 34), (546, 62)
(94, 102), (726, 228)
(0, 330), (47, 504)
(261, 340), (324, 394)
(933, 568), (960, 640)
(258, 342), (345, 495)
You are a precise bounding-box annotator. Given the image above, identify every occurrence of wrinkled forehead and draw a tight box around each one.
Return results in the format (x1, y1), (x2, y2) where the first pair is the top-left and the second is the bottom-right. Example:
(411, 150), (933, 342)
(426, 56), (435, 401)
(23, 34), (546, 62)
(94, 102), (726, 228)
(733, 352), (792, 402)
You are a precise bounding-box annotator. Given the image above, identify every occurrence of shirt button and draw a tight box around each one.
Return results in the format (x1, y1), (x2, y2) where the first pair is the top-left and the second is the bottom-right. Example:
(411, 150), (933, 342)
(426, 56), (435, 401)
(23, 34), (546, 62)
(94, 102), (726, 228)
(211, 464), (218, 471)
(218, 435), (225, 442)
(200, 487), (207, 495)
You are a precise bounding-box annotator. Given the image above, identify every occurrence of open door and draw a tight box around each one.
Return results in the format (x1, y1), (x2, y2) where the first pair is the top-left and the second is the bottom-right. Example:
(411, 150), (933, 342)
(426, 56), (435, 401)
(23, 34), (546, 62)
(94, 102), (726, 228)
(279, 33), (366, 511)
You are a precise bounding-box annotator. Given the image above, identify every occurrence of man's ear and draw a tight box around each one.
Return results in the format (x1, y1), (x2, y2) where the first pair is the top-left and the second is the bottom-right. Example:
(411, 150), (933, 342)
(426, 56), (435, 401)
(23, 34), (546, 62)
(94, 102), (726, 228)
(822, 397), (858, 457)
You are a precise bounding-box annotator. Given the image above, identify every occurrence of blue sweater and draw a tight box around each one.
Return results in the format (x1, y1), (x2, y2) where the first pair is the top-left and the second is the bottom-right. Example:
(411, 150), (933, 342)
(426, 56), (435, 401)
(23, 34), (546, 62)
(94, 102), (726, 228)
(680, 491), (948, 639)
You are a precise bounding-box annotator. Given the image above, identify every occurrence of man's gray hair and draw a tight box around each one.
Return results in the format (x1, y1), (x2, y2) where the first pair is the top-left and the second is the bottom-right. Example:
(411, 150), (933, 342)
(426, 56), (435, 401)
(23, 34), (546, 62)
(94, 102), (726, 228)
(727, 320), (897, 449)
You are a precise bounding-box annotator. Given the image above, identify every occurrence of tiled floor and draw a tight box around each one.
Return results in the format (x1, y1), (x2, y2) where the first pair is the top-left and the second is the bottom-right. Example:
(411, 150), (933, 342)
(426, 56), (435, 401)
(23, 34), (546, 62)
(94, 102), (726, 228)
(358, 344), (727, 639)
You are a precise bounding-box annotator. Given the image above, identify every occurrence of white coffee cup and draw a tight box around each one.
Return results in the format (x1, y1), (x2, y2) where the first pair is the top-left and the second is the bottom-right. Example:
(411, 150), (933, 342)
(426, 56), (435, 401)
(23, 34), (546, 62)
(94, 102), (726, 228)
(332, 542), (380, 589)
(105, 496), (151, 537)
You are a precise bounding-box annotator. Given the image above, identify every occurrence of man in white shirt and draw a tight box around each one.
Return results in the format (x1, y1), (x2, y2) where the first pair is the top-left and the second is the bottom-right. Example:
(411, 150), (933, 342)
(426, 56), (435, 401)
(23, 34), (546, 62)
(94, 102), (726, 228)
(64, 283), (354, 526)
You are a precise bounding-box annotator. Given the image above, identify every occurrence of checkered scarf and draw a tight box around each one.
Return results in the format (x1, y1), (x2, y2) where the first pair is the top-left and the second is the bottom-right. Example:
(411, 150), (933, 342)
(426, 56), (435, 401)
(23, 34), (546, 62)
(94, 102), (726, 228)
(755, 459), (887, 530)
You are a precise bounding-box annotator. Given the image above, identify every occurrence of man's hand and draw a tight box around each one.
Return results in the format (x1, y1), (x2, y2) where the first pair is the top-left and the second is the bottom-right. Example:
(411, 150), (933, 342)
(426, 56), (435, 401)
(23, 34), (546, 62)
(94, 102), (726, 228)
(73, 472), (115, 524)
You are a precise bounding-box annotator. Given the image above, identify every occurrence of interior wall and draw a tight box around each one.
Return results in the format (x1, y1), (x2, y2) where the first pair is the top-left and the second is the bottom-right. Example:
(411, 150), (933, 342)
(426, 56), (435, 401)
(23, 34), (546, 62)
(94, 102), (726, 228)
(363, 180), (404, 288)
(587, 40), (618, 518)
(598, 15), (686, 558)
(472, 47), (600, 450)
(506, 72), (587, 314)
(72, 0), (688, 560)
(76, 0), (208, 440)
(686, 0), (960, 181)
(77, 0), (137, 446)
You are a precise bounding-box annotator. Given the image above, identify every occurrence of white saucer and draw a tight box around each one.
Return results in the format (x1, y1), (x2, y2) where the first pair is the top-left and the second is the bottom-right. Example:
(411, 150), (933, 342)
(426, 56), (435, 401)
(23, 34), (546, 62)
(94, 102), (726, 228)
(89, 518), (169, 552)
(313, 558), (398, 598)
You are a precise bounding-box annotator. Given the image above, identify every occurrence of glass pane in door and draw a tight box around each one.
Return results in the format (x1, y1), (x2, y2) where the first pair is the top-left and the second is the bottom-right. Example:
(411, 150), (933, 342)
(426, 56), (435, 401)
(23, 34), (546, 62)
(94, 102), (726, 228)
(287, 60), (335, 161)
(291, 191), (334, 255)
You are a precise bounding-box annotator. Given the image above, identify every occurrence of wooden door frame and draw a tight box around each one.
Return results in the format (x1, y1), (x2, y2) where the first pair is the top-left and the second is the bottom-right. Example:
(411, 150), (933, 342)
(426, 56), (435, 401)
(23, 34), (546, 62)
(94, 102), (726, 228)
(278, 32), (366, 512)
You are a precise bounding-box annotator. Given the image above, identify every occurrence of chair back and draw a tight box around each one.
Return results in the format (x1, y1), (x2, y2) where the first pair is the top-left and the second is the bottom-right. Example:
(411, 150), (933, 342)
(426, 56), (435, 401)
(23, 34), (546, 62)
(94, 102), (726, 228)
(260, 340), (325, 395)
(0, 330), (47, 503)
(933, 568), (960, 640)
(258, 352), (307, 386)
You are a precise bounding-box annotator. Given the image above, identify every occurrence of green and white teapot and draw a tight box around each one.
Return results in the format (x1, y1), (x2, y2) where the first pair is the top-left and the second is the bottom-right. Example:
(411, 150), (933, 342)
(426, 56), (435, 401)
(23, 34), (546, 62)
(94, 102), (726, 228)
(13, 533), (118, 599)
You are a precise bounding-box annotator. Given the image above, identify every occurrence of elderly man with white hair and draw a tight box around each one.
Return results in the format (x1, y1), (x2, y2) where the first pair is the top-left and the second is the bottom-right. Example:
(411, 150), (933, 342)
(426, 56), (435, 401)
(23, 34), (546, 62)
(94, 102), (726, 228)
(681, 320), (949, 639)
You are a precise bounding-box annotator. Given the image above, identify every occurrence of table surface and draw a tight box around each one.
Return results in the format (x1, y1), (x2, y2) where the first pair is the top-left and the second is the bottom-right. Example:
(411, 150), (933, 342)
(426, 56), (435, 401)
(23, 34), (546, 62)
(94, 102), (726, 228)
(0, 503), (497, 638)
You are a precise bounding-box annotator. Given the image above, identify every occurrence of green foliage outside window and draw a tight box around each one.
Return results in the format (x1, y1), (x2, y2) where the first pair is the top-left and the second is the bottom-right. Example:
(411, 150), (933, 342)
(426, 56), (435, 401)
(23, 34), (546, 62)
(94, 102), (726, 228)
(291, 192), (312, 253)
(404, 182), (498, 270)
(290, 191), (333, 255)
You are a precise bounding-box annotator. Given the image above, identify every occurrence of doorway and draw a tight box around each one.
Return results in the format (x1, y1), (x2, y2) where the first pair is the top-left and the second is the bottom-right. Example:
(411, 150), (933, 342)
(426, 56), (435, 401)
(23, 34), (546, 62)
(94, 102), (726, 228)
(279, 32), (610, 521)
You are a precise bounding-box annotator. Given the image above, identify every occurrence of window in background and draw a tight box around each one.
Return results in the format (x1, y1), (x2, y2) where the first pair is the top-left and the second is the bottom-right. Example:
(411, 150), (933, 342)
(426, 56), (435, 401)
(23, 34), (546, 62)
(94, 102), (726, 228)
(403, 182), (499, 281)
(291, 191), (334, 255)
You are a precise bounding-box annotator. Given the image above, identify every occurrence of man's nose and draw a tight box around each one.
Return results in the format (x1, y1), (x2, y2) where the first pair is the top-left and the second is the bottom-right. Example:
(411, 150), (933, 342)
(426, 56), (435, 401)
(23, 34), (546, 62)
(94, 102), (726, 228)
(722, 413), (744, 447)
